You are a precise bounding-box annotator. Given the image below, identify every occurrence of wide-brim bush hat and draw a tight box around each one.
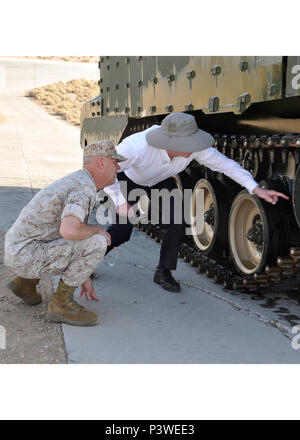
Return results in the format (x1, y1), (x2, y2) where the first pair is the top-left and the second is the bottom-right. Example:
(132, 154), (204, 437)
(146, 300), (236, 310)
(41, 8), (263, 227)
(146, 112), (214, 153)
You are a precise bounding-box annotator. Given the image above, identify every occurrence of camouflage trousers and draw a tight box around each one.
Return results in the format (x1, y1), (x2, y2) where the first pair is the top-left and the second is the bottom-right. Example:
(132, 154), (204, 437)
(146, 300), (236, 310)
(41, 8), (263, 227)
(5, 235), (107, 287)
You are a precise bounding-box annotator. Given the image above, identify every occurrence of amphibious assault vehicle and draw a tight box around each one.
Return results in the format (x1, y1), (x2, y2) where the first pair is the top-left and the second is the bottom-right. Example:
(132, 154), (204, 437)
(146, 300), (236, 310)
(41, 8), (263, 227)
(80, 56), (300, 291)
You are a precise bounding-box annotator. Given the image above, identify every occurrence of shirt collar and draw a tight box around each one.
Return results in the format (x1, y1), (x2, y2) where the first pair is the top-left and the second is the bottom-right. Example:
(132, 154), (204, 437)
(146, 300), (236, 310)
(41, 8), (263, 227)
(145, 125), (171, 164)
(82, 169), (97, 192)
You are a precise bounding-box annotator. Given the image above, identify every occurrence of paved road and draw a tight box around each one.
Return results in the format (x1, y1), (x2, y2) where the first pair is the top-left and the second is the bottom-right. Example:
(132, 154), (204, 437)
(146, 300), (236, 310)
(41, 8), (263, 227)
(0, 58), (98, 228)
(0, 57), (99, 93)
(1, 59), (300, 363)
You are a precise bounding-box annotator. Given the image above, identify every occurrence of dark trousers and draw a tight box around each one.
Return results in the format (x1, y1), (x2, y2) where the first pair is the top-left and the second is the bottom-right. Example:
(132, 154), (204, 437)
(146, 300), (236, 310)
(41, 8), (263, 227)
(106, 172), (186, 271)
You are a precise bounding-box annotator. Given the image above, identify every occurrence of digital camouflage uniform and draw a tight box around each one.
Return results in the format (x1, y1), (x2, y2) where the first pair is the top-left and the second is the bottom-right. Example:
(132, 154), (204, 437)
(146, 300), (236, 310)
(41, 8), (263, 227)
(5, 169), (107, 287)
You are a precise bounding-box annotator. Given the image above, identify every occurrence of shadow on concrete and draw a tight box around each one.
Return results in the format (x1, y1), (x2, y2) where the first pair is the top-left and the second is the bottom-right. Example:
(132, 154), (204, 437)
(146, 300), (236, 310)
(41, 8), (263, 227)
(0, 186), (40, 231)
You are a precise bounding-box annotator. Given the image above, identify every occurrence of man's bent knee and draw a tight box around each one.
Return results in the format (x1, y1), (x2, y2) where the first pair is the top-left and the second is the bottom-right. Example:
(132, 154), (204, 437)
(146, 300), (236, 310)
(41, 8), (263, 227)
(74, 234), (108, 257)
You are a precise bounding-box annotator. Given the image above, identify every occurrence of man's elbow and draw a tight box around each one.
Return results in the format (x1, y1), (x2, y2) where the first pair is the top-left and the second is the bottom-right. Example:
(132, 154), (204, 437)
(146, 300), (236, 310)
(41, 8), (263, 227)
(59, 218), (80, 240)
(60, 224), (73, 240)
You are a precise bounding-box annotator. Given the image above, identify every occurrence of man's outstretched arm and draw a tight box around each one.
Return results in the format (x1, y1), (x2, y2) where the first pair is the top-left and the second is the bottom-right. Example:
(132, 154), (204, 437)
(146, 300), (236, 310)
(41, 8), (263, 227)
(195, 147), (289, 205)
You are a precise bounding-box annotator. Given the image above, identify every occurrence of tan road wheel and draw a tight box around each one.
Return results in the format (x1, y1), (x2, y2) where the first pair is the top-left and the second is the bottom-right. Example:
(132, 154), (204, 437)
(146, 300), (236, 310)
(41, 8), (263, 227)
(242, 150), (271, 181)
(172, 174), (183, 195)
(294, 164), (300, 228)
(229, 191), (269, 275)
(172, 171), (195, 227)
(137, 174), (182, 223)
(137, 172), (188, 226)
(137, 193), (150, 221)
(273, 151), (296, 179)
(190, 179), (229, 255)
(242, 151), (260, 179)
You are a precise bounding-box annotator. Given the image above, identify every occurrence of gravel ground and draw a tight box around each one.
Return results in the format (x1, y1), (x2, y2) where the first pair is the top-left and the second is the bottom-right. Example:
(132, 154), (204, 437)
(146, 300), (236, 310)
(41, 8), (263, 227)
(0, 231), (68, 364)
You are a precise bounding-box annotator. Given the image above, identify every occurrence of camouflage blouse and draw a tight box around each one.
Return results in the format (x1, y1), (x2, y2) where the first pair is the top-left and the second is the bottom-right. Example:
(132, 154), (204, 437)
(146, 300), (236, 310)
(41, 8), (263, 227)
(5, 169), (97, 265)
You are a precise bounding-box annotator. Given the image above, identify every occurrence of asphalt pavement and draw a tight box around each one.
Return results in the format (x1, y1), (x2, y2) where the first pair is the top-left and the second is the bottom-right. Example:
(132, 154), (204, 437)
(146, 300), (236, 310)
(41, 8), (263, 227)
(1, 58), (300, 363)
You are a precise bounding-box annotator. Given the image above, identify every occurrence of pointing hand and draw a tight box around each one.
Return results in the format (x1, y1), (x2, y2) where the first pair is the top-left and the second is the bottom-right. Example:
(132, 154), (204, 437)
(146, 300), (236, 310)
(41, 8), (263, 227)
(253, 186), (290, 205)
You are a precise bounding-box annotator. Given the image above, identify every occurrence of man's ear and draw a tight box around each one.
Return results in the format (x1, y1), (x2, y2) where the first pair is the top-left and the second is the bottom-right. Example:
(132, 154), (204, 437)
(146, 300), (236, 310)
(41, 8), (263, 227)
(97, 157), (104, 169)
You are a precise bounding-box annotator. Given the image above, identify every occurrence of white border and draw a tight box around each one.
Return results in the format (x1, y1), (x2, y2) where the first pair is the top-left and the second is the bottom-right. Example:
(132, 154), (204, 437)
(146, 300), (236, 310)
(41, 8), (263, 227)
(1, 365), (300, 420)
(1, 0), (300, 421)
(1, 0), (299, 55)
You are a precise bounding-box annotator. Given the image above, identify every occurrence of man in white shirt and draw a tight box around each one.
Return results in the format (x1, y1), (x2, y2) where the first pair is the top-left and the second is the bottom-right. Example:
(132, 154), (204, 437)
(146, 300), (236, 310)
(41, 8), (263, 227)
(104, 112), (288, 293)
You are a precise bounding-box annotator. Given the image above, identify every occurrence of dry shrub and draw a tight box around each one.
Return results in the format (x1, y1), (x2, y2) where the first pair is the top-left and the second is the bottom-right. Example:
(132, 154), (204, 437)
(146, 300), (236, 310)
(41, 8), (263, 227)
(0, 109), (6, 124)
(20, 56), (98, 63)
(26, 79), (99, 126)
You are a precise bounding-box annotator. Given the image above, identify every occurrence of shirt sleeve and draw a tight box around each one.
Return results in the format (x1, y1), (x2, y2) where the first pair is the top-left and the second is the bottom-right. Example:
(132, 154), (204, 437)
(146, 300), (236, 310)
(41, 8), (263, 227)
(103, 139), (141, 206)
(61, 189), (92, 223)
(194, 147), (259, 194)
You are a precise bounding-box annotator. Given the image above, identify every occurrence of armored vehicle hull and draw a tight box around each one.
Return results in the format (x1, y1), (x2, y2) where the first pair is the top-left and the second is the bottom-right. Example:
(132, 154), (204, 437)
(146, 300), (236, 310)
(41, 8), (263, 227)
(81, 56), (300, 291)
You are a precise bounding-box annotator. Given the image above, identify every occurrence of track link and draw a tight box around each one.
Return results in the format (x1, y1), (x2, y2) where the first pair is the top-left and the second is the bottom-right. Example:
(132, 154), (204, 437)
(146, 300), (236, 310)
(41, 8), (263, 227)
(139, 221), (300, 293)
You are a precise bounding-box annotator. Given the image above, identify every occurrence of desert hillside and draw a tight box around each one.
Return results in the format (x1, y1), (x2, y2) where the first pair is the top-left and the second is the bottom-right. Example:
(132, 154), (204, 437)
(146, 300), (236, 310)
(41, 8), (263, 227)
(0, 109), (6, 124)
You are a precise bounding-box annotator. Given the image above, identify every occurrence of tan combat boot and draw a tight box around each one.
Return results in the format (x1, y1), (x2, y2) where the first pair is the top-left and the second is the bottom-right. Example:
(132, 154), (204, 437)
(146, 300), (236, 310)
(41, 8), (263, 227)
(46, 279), (98, 327)
(7, 277), (42, 306)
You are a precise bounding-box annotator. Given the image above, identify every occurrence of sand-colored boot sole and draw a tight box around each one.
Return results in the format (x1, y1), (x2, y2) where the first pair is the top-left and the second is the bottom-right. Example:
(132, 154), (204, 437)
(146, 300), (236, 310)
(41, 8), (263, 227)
(7, 280), (42, 306)
(46, 310), (98, 327)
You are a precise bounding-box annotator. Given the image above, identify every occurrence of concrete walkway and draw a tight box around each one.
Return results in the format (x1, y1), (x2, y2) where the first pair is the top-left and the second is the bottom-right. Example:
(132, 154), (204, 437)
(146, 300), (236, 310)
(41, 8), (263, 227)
(64, 227), (300, 363)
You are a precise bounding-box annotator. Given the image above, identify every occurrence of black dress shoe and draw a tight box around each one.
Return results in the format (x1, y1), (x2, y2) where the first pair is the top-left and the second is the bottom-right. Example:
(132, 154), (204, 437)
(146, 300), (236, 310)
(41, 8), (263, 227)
(153, 267), (181, 292)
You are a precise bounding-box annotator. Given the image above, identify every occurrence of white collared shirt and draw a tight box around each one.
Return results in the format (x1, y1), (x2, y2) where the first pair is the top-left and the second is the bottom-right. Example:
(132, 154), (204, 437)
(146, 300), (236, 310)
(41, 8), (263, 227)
(104, 125), (258, 206)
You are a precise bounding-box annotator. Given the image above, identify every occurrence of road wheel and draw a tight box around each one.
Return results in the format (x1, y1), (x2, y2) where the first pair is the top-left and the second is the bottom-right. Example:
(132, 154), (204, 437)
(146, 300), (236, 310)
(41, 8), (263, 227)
(229, 191), (270, 274)
(190, 179), (228, 256)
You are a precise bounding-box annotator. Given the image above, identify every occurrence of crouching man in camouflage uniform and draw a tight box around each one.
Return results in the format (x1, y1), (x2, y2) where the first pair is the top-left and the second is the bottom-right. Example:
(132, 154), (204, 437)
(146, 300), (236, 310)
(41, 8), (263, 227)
(4, 141), (126, 327)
